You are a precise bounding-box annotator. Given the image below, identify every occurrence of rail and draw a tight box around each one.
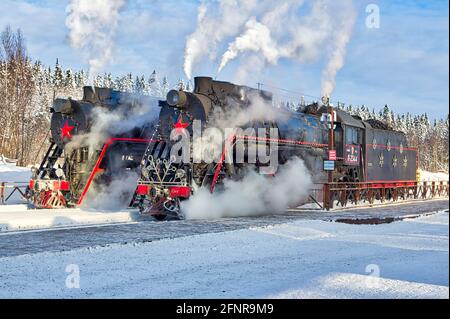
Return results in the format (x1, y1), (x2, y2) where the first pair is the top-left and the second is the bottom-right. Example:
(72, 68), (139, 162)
(322, 181), (449, 210)
(2, 180), (448, 210)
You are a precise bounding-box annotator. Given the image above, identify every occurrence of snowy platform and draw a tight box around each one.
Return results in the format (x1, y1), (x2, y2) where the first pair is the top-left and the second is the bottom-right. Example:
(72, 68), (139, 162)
(0, 205), (140, 232)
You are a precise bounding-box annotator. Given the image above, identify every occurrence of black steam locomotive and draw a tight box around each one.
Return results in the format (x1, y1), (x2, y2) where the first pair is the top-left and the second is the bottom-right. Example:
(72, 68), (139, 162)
(28, 76), (417, 217)
(135, 77), (417, 220)
(28, 86), (156, 208)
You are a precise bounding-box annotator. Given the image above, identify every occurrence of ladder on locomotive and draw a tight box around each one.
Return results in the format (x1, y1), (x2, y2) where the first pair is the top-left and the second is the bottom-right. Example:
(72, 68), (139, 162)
(130, 140), (171, 206)
(68, 147), (107, 203)
(37, 142), (65, 179)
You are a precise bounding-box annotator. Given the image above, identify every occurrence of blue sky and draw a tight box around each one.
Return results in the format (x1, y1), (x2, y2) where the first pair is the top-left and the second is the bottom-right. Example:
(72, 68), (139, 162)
(0, 0), (448, 118)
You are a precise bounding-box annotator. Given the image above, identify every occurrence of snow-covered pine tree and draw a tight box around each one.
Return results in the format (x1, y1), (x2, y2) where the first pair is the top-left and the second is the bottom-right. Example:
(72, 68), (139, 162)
(104, 73), (114, 89)
(93, 74), (103, 88)
(381, 105), (393, 128)
(161, 76), (170, 96)
(52, 59), (64, 90)
(175, 78), (185, 90)
(134, 75), (146, 94)
(64, 69), (76, 91)
(148, 70), (162, 97)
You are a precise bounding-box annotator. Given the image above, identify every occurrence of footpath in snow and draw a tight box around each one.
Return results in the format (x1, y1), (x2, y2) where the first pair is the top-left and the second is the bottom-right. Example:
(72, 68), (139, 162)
(0, 210), (448, 298)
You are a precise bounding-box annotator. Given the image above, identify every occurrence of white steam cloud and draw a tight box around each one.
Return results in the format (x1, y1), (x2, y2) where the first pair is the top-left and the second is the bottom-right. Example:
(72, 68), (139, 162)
(65, 0), (127, 79)
(182, 92), (308, 220)
(182, 156), (312, 219)
(83, 170), (139, 211)
(66, 97), (159, 156)
(218, 17), (279, 72)
(183, 0), (263, 79)
(320, 4), (357, 97)
(191, 91), (288, 162)
(185, 0), (356, 96)
(66, 97), (159, 211)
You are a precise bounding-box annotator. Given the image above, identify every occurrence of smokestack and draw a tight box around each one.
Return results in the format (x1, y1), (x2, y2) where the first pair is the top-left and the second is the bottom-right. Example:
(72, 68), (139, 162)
(194, 77), (213, 94)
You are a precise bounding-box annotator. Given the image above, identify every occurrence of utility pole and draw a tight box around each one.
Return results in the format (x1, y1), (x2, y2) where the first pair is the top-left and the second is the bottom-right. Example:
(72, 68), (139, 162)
(321, 95), (335, 211)
(324, 96), (334, 183)
(328, 105), (334, 183)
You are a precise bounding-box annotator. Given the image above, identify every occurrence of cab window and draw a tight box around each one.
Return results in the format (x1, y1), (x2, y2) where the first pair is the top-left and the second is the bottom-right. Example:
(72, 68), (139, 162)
(345, 126), (359, 144)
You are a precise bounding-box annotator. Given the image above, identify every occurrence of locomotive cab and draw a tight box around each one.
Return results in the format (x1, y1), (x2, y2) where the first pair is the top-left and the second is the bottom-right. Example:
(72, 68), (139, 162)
(318, 107), (365, 182)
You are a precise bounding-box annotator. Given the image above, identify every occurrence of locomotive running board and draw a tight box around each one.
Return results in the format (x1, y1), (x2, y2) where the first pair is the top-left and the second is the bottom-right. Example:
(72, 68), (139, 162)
(76, 137), (159, 206)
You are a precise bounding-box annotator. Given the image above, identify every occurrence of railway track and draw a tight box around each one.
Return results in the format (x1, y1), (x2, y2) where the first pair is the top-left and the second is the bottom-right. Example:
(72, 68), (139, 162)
(0, 199), (447, 258)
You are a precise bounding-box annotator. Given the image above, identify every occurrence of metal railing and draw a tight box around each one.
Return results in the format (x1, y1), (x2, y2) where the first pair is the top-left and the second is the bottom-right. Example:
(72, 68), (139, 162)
(0, 182), (29, 204)
(322, 181), (449, 210)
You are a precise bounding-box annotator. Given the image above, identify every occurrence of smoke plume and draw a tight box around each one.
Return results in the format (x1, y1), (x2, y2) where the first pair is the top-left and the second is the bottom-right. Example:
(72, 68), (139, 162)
(185, 0), (356, 96)
(320, 2), (356, 97)
(65, 0), (127, 79)
(183, 0), (263, 79)
(182, 156), (312, 219)
(218, 17), (279, 72)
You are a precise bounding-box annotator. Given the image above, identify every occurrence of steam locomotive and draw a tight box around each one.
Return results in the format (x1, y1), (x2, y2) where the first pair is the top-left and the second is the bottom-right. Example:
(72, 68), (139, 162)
(134, 77), (418, 220)
(28, 86), (156, 208)
(28, 76), (417, 218)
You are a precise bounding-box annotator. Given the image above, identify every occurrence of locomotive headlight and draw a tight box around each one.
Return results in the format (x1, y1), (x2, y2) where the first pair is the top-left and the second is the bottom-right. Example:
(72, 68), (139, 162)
(55, 168), (64, 178)
(321, 95), (330, 106)
(167, 90), (187, 108)
(30, 166), (37, 179)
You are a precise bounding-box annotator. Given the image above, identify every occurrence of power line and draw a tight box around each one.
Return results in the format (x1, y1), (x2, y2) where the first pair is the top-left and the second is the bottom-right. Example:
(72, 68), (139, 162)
(257, 83), (320, 100)
(258, 82), (355, 108)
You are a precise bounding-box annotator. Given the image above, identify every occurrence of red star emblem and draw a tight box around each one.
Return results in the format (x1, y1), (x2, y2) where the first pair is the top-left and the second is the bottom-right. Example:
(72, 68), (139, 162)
(61, 120), (75, 140)
(173, 115), (189, 132)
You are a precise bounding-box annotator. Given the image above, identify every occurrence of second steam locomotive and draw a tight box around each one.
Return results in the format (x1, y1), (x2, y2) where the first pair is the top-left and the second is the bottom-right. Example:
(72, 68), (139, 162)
(134, 77), (417, 220)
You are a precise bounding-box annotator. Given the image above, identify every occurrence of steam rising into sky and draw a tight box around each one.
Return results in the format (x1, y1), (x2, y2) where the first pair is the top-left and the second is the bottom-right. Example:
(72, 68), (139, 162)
(65, 0), (127, 80)
(184, 0), (356, 97)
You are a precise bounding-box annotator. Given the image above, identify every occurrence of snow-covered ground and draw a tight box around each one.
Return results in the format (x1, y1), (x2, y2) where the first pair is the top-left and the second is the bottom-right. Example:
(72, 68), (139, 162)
(0, 205), (140, 232)
(0, 163), (141, 231)
(419, 169), (449, 182)
(0, 162), (31, 182)
(0, 210), (447, 298)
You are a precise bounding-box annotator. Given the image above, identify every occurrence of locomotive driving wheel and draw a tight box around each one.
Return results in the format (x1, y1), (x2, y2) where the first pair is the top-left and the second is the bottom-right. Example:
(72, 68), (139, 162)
(139, 197), (182, 221)
(36, 190), (67, 209)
